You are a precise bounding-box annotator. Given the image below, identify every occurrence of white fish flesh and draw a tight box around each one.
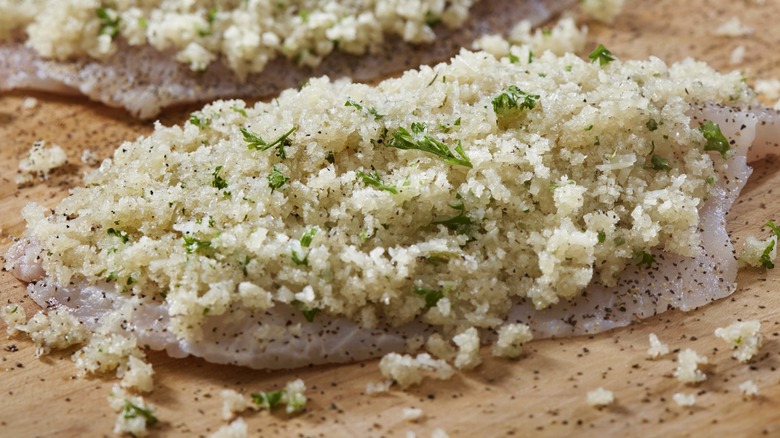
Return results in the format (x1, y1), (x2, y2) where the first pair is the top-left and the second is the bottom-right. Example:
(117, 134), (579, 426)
(0, 0), (575, 119)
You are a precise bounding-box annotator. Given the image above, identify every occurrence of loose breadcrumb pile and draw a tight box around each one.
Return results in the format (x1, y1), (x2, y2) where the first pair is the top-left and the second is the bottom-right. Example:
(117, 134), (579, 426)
(491, 323), (533, 359)
(714, 320), (763, 363)
(1, 0), (476, 77)
(209, 418), (248, 438)
(379, 353), (454, 389)
(16, 47), (752, 344)
(674, 348), (708, 384)
(586, 387), (614, 407)
(22, 307), (88, 356)
(108, 385), (158, 437)
(0, 304), (26, 335)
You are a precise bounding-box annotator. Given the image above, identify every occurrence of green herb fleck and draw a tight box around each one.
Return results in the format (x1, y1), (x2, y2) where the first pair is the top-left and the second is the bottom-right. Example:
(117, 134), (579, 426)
(636, 250), (655, 267)
(588, 44), (615, 66)
(356, 170), (397, 194)
(107, 228), (129, 243)
(414, 286), (445, 308)
(96, 8), (120, 39)
(230, 106), (247, 117)
(646, 119), (659, 131)
(183, 236), (211, 254)
(765, 220), (780, 237)
(705, 175), (716, 185)
(507, 53), (520, 64)
(138, 17), (148, 29)
(651, 154), (671, 171)
(241, 126), (297, 159)
(212, 166), (228, 190)
(268, 166), (289, 192)
(699, 120), (731, 159)
(300, 228), (317, 248)
(292, 300), (319, 322)
(122, 400), (158, 426)
(597, 231), (606, 243)
(389, 123), (472, 168)
(189, 114), (210, 129)
(760, 239), (775, 269)
(491, 85), (540, 118)
(106, 271), (118, 282)
(345, 98), (383, 120)
(251, 390), (284, 410)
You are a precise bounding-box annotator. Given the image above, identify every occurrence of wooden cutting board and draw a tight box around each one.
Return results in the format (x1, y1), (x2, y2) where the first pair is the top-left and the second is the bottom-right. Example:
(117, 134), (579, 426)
(2, 1), (780, 436)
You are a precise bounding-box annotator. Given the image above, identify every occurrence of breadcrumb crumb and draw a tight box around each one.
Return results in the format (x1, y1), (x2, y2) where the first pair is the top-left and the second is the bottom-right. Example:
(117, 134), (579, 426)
(16, 141), (68, 186)
(492, 323), (533, 359)
(673, 348), (708, 384)
(586, 387), (614, 407)
(672, 392), (697, 407)
(714, 320), (763, 363)
(715, 17), (752, 37)
(1, 304), (26, 336)
(739, 380), (759, 398)
(646, 333), (669, 359)
(452, 327), (482, 370)
(220, 389), (255, 421)
(209, 417), (248, 438)
(402, 407), (424, 421)
(379, 353), (454, 389)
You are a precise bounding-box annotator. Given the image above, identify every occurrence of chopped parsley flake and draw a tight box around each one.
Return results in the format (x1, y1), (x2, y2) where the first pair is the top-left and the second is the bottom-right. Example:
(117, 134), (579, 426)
(230, 106), (247, 117)
(597, 231), (606, 243)
(183, 236), (211, 254)
(356, 170), (397, 194)
(390, 122), (472, 168)
(268, 166), (289, 192)
(766, 220), (780, 237)
(122, 400), (158, 426)
(291, 228), (317, 266)
(251, 390), (283, 410)
(212, 166), (228, 190)
(414, 286), (445, 308)
(636, 250), (655, 267)
(760, 239), (775, 269)
(588, 44), (616, 66)
(189, 114), (210, 129)
(491, 85), (540, 118)
(96, 8), (120, 39)
(699, 120), (731, 159)
(292, 300), (319, 322)
(107, 228), (129, 243)
(345, 98), (384, 120)
(646, 119), (659, 131)
(241, 126), (297, 159)
(651, 154), (672, 171)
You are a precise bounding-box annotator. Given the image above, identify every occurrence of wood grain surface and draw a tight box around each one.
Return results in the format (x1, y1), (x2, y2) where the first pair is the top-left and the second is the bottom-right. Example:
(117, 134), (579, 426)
(2, 1), (780, 436)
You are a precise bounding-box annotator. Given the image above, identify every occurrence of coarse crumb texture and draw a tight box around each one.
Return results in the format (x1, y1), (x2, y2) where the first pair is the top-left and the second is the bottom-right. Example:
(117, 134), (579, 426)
(714, 320), (763, 363)
(1, 304), (26, 335)
(739, 380), (759, 397)
(2, 0), (476, 77)
(365, 380), (392, 395)
(673, 348), (708, 384)
(646, 332), (669, 359)
(586, 387), (614, 407)
(402, 407), (424, 421)
(281, 378), (308, 414)
(15, 140), (68, 186)
(108, 384), (158, 437)
(425, 333), (457, 361)
(715, 17), (753, 37)
(452, 326), (481, 370)
(209, 418), (248, 438)
(431, 428), (451, 438)
(22, 307), (88, 356)
(120, 355), (155, 393)
(580, 0), (625, 23)
(491, 322), (532, 358)
(220, 389), (256, 421)
(15, 48), (753, 344)
(73, 332), (146, 377)
(379, 352), (454, 389)
(672, 392), (696, 407)
(473, 17), (587, 60)
(738, 234), (776, 268)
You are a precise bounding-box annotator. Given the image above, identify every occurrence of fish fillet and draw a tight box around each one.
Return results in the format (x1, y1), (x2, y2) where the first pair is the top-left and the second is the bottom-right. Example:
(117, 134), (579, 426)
(5, 53), (779, 370)
(0, 0), (575, 119)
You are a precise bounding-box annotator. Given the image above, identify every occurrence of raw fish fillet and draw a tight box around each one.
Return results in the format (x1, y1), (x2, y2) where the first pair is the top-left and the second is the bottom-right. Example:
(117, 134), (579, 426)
(6, 103), (778, 370)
